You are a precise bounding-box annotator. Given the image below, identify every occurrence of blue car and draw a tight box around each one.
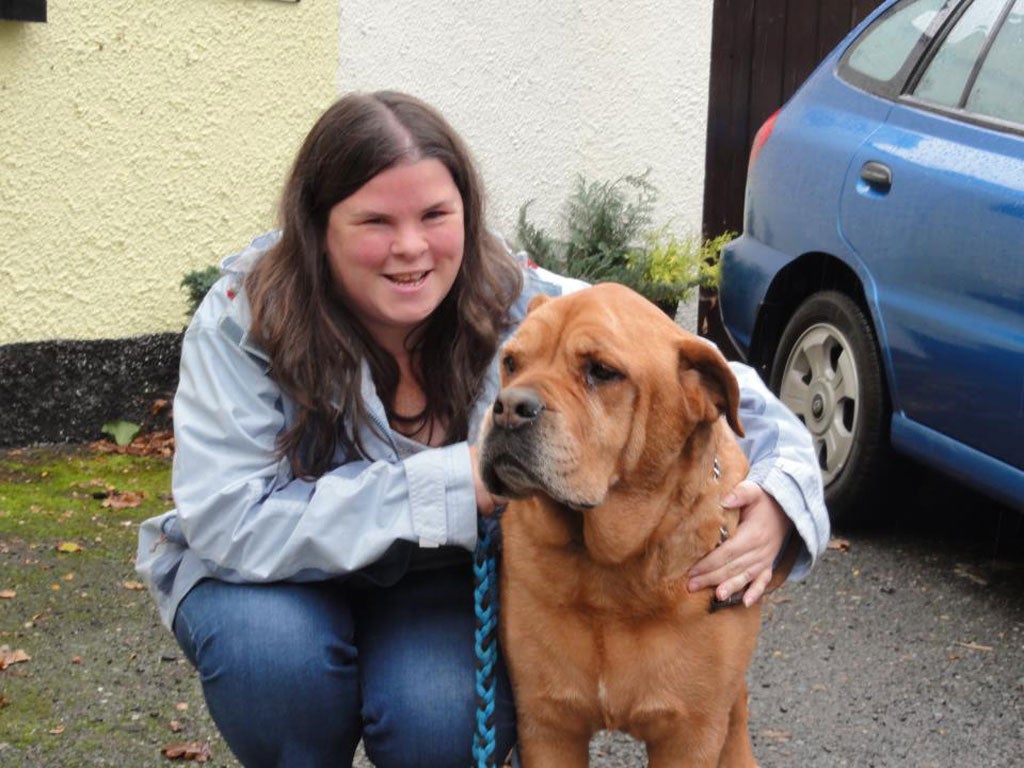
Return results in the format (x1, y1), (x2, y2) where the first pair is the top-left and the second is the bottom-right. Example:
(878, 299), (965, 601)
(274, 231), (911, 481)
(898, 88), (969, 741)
(719, 0), (1023, 524)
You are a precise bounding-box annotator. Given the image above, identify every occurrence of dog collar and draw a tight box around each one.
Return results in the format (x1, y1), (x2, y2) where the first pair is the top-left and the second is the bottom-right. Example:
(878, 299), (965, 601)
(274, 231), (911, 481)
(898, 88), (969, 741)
(709, 524), (746, 611)
(709, 454), (747, 612)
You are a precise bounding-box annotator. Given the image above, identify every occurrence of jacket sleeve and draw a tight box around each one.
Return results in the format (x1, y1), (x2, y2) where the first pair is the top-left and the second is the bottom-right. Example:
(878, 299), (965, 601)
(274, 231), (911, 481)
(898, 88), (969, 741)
(730, 361), (831, 579)
(170, 309), (477, 584)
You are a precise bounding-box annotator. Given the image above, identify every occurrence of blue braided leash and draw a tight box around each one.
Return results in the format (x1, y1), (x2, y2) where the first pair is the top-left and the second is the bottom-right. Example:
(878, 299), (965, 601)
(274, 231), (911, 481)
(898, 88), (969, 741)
(473, 509), (503, 768)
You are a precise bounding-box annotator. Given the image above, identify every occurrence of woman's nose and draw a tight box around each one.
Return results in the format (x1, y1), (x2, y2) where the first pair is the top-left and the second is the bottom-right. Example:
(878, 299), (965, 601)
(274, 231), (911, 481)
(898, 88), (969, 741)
(390, 222), (427, 257)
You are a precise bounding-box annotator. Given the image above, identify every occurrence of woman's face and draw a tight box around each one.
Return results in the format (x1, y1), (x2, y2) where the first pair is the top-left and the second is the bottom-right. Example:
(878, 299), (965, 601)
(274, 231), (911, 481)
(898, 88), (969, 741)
(325, 158), (465, 353)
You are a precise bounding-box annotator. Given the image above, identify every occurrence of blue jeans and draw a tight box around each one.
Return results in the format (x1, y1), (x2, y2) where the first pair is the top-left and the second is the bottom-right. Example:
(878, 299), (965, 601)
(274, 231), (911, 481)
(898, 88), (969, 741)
(172, 563), (516, 768)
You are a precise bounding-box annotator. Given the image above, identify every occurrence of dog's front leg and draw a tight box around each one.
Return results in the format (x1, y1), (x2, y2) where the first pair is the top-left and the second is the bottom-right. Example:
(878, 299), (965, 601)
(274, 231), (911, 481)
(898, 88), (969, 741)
(516, 714), (591, 768)
(640, 711), (734, 768)
(715, 684), (757, 768)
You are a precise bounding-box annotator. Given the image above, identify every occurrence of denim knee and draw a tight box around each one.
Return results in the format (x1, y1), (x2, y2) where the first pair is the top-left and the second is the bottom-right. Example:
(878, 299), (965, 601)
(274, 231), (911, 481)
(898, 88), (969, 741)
(174, 580), (362, 768)
(355, 564), (517, 768)
(361, 660), (516, 768)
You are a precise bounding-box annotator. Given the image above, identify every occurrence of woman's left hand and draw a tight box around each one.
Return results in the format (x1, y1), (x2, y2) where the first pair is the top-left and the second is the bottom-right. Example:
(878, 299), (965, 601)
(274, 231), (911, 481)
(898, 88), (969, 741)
(686, 480), (792, 607)
(469, 446), (507, 516)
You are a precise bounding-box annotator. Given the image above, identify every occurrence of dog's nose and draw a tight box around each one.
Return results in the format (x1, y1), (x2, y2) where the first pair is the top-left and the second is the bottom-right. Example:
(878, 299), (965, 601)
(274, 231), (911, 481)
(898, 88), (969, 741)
(492, 387), (544, 430)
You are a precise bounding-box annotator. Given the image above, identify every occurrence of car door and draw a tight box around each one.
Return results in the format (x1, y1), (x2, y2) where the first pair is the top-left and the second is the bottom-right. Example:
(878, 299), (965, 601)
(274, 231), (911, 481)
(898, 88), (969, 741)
(838, 0), (1024, 469)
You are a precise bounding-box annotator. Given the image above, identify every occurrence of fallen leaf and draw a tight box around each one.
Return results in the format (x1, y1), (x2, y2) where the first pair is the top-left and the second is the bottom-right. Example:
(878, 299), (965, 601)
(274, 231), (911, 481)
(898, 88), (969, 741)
(169, 720), (184, 732)
(160, 741), (211, 762)
(102, 490), (145, 510)
(90, 429), (175, 458)
(956, 641), (993, 652)
(71, 655), (83, 665)
(55, 542), (84, 554)
(101, 420), (141, 446)
(827, 537), (850, 552)
(122, 580), (146, 591)
(0, 590), (15, 599)
(175, 702), (189, 712)
(0, 647), (31, 670)
(953, 563), (989, 587)
(49, 724), (65, 735)
(151, 398), (170, 415)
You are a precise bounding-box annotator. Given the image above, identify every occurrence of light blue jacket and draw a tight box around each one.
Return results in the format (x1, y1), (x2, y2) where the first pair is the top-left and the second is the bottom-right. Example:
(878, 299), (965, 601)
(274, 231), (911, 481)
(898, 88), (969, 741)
(137, 233), (830, 629)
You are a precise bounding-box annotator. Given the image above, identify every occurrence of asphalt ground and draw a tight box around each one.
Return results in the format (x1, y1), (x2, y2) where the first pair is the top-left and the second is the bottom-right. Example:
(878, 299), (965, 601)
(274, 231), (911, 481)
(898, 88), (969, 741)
(579, 467), (1024, 768)
(3, 449), (1019, 767)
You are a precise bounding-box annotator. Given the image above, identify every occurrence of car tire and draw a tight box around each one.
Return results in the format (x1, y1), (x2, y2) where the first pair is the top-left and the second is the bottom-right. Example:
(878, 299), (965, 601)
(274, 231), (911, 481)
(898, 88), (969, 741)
(768, 291), (890, 527)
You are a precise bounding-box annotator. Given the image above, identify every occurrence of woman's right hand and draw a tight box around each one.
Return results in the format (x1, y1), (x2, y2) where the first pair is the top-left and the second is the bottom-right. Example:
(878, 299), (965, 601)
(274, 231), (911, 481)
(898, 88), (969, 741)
(469, 446), (507, 515)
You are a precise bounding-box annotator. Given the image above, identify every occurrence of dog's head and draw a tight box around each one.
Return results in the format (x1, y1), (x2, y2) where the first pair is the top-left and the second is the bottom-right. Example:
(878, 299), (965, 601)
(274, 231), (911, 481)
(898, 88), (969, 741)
(479, 283), (742, 519)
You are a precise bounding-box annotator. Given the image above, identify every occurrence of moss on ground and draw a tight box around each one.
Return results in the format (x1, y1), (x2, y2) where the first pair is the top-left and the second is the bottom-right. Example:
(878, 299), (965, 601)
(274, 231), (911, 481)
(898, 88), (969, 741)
(0, 447), (171, 551)
(0, 444), (238, 766)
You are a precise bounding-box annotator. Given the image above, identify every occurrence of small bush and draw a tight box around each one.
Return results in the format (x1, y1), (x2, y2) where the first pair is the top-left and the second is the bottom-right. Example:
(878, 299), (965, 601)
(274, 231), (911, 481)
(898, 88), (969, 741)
(515, 171), (733, 312)
(180, 266), (221, 318)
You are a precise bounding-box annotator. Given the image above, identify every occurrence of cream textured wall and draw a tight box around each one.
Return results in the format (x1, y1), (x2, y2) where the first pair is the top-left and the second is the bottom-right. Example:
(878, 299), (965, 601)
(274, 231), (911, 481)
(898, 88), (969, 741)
(0, 0), (337, 344)
(2, 1), (712, 345)
(338, 0), (712, 250)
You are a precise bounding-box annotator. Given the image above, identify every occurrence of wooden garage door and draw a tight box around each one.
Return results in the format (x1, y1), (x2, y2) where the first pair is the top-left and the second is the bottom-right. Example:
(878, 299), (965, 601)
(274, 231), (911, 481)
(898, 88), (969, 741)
(702, 0), (884, 238)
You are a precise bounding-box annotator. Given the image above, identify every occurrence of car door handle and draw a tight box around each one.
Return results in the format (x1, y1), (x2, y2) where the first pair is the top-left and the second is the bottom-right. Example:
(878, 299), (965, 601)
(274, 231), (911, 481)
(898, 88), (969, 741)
(860, 161), (892, 190)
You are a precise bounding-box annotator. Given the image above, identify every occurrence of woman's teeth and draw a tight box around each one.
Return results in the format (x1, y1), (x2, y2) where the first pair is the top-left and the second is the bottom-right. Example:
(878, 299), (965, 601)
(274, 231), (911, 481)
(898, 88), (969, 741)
(388, 272), (427, 285)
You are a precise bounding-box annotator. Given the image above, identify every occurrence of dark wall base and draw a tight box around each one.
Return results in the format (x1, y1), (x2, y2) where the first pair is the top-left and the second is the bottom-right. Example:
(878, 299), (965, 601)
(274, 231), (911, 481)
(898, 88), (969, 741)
(0, 333), (182, 448)
(0, 302), (739, 449)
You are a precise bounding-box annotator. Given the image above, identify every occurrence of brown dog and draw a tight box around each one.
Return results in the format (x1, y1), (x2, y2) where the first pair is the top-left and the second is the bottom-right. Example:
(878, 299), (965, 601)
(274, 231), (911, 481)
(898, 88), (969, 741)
(479, 283), (792, 767)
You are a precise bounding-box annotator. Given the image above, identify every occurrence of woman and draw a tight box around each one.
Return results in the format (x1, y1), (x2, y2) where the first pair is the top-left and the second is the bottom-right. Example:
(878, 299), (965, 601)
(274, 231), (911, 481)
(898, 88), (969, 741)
(137, 91), (829, 768)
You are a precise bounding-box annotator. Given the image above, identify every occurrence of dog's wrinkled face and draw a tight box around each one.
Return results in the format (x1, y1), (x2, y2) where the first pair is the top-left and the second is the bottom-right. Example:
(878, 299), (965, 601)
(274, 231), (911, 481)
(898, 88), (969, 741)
(479, 283), (741, 511)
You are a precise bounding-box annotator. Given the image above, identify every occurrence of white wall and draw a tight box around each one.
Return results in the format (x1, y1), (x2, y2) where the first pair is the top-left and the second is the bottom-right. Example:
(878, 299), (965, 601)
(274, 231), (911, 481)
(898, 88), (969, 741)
(337, 0), (713, 246)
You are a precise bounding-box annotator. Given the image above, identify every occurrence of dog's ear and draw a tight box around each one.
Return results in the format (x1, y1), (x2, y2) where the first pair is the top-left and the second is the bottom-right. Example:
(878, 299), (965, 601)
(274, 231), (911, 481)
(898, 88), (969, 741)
(526, 293), (551, 314)
(677, 337), (744, 437)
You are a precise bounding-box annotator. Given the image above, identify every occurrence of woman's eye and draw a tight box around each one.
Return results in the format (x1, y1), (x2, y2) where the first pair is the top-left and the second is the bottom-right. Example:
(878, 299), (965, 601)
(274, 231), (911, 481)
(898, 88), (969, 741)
(586, 361), (624, 386)
(502, 355), (516, 375)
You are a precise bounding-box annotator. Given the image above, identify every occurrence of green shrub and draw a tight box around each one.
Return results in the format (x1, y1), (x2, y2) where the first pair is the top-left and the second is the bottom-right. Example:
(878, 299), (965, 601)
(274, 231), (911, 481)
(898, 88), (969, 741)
(180, 265), (221, 318)
(515, 171), (733, 312)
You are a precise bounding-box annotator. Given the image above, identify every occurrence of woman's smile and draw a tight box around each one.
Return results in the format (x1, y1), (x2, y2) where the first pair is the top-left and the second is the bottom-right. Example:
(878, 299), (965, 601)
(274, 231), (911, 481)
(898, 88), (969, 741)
(385, 270), (431, 287)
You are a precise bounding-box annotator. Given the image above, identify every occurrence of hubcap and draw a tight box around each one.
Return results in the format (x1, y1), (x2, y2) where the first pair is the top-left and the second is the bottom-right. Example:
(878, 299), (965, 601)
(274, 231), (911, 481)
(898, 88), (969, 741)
(811, 394), (825, 418)
(778, 323), (859, 484)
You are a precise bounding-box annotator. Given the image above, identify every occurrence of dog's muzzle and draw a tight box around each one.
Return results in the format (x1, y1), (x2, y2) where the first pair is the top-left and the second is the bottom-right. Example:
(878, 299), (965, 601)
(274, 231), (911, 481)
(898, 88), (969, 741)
(480, 387), (547, 497)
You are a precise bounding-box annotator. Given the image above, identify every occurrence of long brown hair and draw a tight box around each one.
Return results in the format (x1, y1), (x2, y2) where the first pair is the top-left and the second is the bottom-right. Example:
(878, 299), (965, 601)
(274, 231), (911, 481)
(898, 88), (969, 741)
(245, 91), (523, 477)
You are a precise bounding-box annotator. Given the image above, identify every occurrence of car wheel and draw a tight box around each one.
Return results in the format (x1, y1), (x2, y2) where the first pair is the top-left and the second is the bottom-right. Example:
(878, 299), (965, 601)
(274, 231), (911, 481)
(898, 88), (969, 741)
(769, 291), (890, 526)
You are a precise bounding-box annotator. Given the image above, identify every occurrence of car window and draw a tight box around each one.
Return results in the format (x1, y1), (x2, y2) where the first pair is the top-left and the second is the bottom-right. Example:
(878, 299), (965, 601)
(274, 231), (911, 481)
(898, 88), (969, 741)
(842, 0), (950, 91)
(965, 0), (1024, 124)
(914, 0), (1008, 108)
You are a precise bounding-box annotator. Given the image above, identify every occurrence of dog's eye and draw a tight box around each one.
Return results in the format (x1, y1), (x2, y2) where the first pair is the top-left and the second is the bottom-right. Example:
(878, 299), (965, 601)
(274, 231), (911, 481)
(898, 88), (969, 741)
(502, 355), (517, 375)
(586, 361), (624, 386)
